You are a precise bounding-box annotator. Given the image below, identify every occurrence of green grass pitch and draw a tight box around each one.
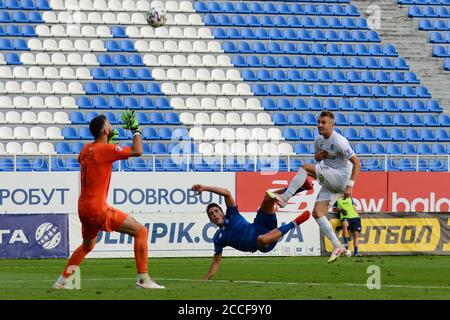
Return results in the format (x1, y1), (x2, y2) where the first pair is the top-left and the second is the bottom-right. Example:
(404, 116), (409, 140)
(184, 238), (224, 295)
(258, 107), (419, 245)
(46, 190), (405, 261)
(0, 256), (449, 300)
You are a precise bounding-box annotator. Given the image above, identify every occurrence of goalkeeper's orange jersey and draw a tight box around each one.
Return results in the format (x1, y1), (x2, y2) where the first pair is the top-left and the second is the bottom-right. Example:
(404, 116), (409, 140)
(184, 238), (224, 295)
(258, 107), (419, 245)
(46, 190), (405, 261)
(77, 142), (131, 220)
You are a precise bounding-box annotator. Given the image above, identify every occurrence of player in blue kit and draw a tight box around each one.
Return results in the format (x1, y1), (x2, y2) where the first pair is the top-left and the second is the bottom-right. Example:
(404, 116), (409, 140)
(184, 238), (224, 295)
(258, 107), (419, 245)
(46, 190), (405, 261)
(191, 184), (311, 280)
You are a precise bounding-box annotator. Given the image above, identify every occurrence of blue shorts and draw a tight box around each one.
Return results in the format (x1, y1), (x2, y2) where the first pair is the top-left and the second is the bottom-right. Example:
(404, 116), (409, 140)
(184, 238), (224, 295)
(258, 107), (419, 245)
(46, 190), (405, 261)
(342, 217), (362, 233)
(253, 209), (278, 253)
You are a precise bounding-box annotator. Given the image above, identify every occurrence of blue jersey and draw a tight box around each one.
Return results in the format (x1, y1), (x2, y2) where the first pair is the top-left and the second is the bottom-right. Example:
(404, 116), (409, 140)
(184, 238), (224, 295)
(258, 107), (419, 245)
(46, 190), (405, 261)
(213, 206), (258, 255)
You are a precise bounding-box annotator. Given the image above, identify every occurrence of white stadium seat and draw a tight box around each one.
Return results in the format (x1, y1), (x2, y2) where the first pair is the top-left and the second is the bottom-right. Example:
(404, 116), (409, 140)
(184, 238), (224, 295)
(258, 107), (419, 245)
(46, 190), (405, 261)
(268, 128), (283, 140)
(45, 96), (61, 109)
(199, 142), (213, 155)
(257, 113), (273, 125)
(242, 113), (259, 125)
(61, 96), (77, 108)
(205, 128), (221, 141)
(37, 111), (55, 124)
(236, 128), (252, 141)
(192, 83), (207, 95)
(0, 97), (12, 109)
(0, 127), (13, 139)
(5, 111), (21, 124)
(252, 128), (267, 141)
(210, 113), (226, 125)
(189, 127), (203, 140)
(23, 142), (39, 154)
(22, 111), (38, 124)
(13, 97), (28, 109)
(30, 126), (46, 139)
(195, 112), (210, 125)
(226, 113), (242, 125)
(186, 97), (200, 110)
(137, 0), (150, 11)
(170, 97), (185, 109)
(221, 128), (235, 141)
(278, 143), (294, 155)
(29, 96), (44, 109)
(180, 112), (195, 125)
(6, 142), (22, 154)
(201, 97), (218, 110)
(54, 112), (70, 124)
(46, 127), (63, 139)
(39, 142), (57, 154)
(14, 127), (31, 139)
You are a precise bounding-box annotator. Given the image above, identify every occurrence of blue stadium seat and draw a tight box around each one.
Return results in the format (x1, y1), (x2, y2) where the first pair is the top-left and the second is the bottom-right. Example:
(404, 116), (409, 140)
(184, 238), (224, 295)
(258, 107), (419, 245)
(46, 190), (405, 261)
(273, 113), (288, 125)
(69, 142), (83, 154)
(375, 128), (390, 141)
(257, 69), (272, 81)
(107, 68), (122, 80)
(417, 144), (432, 155)
(348, 113), (364, 125)
(70, 112), (85, 124)
(435, 128), (449, 141)
(432, 143), (446, 154)
(92, 68), (107, 80)
(56, 142), (71, 154)
(135, 112), (149, 125)
(290, 99), (306, 111)
(334, 113), (348, 126)
(393, 114), (408, 126)
(66, 158), (80, 171)
(51, 158), (68, 171)
(78, 127), (92, 139)
(360, 128), (375, 141)
(5, 53), (21, 64)
(111, 26), (127, 38)
(299, 128), (314, 141)
(122, 68), (138, 80)
(113, 54), (128, 66)
(406, 128), (421, 141)
(402, 143), (416, 155)
(286, 113), (301, 126)
(103, 111), (117, 124)
(284, 128), (299, 141)
(143, 127), (159, 140)
(387, 143), (401, 154)
(62, 127), (79, 139)
(31, 158), (48, 171)
(165, 112), (181, 125)
(370, 143), (385, 154)
(355, 143), (370, 154)
(344, 128), (359, 141)
(391, 128), (406, 141)
(149, 112), (165, 124)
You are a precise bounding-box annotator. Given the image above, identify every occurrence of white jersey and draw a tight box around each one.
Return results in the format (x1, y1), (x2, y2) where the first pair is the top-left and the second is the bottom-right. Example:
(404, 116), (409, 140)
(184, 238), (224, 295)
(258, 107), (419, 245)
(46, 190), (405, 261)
(314, 131), (355, 173)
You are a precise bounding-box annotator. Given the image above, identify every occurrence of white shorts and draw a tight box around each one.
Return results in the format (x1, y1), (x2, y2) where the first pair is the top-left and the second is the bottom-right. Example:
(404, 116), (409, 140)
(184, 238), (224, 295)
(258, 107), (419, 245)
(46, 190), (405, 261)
(315, 163), (351, 204)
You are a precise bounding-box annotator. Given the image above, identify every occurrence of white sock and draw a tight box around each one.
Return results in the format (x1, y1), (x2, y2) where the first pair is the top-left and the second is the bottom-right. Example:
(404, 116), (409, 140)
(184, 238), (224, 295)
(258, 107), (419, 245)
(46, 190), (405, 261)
(281, 168), (307, 202)
(316, 216), (341, 249)
(55, 275), (66, 285)
(137, 273), (150, 282)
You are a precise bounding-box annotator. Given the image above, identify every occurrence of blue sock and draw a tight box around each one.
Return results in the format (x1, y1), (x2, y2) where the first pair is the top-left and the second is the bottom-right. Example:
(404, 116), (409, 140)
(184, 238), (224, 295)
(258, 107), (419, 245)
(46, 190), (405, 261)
(354, 246), (359, 254)
(343, 237), (349, 246)
(278, 222), (295, 236)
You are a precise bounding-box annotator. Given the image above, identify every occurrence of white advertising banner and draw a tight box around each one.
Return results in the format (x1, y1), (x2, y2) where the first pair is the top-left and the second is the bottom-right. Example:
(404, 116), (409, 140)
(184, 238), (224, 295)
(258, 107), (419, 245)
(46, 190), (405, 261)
(69, 212), (321, 258)
(107, 172), (236, 214)
(0, 172), (79, 214)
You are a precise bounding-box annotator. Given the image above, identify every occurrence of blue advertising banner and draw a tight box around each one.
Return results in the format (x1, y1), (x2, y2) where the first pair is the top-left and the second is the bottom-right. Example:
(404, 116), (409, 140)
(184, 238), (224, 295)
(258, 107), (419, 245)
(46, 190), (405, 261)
(0, 214), (68, 258)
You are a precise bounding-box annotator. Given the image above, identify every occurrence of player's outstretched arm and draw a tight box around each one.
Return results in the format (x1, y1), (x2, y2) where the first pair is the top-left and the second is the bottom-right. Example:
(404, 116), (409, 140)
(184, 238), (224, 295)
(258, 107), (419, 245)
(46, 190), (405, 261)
(129, 130), (143, 157)
(203, 254), (222, 281)
(192, 185), (236, 207)
(344, 155), (361, 199)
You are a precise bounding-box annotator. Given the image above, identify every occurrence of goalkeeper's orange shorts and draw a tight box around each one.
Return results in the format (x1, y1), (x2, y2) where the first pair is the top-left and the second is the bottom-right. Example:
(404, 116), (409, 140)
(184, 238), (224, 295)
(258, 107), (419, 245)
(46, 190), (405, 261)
(79, 205), (128, 240)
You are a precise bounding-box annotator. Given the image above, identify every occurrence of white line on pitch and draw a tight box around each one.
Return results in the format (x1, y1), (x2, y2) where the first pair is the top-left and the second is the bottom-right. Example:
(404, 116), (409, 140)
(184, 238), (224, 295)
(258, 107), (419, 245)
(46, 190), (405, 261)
(0, 277), (449, 291)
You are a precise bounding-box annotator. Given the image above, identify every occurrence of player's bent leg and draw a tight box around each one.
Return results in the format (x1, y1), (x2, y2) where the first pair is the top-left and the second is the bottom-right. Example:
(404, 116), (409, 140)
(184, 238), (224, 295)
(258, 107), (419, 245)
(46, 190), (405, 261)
(266, 166), (314, 208)
(117, 216), (165, 289)
(257, 210), (311, 251)
(53, 238), (96, 289)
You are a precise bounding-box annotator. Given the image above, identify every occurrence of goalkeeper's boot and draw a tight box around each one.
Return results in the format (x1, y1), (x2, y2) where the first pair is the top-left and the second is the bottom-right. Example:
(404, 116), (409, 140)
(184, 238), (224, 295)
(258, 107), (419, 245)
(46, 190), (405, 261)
(327, 246), (345, 264)
(136, 276), (165, 289)
(52, 276), (73, 289)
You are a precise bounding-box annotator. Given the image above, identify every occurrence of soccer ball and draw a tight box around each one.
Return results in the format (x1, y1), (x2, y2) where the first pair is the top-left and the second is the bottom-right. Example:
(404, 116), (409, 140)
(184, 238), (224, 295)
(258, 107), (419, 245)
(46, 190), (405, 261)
(344, 249), (352, 257)
(146, 6), (167, 28)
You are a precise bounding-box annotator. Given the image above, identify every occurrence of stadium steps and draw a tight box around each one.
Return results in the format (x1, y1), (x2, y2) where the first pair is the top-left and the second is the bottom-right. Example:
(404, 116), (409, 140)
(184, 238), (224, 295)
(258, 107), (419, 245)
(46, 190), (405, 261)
(352, 0), (450, 113)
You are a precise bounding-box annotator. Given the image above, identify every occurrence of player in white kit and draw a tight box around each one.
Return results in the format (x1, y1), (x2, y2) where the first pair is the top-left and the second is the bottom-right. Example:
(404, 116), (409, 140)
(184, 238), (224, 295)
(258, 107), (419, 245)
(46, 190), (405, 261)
(268, 111), (361, 263)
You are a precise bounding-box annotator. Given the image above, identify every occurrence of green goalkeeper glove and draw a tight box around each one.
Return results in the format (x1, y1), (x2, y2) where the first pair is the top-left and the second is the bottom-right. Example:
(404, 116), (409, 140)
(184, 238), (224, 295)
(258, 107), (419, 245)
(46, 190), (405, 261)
(121, 110), (141, 135)
(108, 129), (119, 144)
